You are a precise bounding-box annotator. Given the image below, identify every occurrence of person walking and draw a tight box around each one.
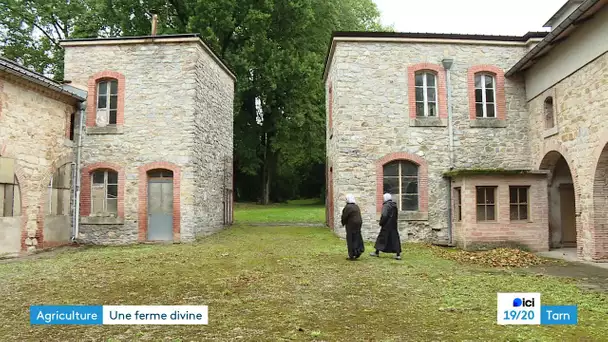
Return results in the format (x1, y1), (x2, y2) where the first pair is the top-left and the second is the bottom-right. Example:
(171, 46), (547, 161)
(370, 193), (402, 260)
(341, 194), (365, 260)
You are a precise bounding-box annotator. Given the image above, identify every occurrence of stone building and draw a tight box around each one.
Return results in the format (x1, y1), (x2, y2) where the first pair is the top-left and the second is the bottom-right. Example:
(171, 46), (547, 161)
(0, 33), (235, 255)
(61, 34), (235, 245)
(0, 57), (85, 256)
(324, 0), (608, 261)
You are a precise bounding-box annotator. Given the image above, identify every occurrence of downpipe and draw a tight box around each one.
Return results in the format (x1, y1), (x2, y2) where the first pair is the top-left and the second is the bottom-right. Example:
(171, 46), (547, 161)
(71, 101), (86, 242)
(444, 59), (455, 246)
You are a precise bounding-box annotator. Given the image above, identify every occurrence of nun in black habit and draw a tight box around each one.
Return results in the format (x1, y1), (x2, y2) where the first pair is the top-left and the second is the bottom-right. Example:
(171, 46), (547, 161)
(341, 194), (365, 260)
(370, 193), (402, 260)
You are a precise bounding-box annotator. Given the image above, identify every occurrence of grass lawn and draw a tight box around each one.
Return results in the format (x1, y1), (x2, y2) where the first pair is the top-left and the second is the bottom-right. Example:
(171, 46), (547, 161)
(234, 198), (325, 224)
(1, 225), (607, 341)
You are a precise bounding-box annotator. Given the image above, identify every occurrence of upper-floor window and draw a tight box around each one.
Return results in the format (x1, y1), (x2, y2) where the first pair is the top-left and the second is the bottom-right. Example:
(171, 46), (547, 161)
(91, 169), (118, 214)
(475, 73), (497, 118)
(96, 79), (118, 126)
(415, 72), (438, 117)
(383, 160), (419, 211)
(544, 96), (554, 129)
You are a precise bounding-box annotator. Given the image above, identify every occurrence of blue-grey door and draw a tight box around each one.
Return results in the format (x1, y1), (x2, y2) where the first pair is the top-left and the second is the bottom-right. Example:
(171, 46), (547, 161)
(147, 178), (173, 241)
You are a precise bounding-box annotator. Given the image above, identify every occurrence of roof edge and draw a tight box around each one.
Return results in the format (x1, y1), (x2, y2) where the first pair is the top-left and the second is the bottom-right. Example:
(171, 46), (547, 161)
(322, 31), (548, 82)
(0, 57), (86, 101)
(60, 34), (236, 81)
(543, 0), (585, 27)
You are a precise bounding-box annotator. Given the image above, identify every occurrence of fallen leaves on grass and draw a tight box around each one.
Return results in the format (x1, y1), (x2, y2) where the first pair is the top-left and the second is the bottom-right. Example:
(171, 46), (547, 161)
(429, 246), (547, 268)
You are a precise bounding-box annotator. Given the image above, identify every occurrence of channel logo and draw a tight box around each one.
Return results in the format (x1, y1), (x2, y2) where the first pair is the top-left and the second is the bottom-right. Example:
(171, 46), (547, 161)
(513, 297), (535, 308)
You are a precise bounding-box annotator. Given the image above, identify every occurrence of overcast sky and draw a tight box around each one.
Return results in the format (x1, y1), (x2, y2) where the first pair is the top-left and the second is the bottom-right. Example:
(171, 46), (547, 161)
(372, 0), (568, 35)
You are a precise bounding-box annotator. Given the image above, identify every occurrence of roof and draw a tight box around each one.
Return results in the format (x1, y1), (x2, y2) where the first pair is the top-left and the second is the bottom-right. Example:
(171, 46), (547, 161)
(506, 0), (605, 76)
(323, 31), (547, 81)
(543, 0), (585, 27)
(59, 34), (236, 81)
(0, 56), (86, 101)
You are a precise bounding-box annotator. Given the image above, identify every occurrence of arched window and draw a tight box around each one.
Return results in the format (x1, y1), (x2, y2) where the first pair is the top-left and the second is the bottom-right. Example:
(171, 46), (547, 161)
(415, 71), (438, 117)
(96, 79), (118, 126)
(1, 175), (20, 217)
(91, 169), (118, 214)
(474, 73), (497, 118)
(383, 160), (419, 211)
(47, 163), (72, 216)
(544, 96), (554, 129)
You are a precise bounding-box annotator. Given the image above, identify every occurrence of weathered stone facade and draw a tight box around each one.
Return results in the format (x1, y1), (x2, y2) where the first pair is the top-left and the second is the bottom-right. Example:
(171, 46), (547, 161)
(0, 59), (82, 255)
(325, 38), (537, 243)
(325, 2), (608, 261)
(61, 35), (235, 245)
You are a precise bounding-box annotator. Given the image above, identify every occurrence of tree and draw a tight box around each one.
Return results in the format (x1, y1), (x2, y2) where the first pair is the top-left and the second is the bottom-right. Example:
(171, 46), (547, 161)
(0, 0), (389, 203)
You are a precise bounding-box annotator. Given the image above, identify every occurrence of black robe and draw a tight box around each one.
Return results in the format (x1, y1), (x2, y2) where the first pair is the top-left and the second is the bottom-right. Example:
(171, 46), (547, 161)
(341, 203), (365, 259)
(374, 199), (402, 253)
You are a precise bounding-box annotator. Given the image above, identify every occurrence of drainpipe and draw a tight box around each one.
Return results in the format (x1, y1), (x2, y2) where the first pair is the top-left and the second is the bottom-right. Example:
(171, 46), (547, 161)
(72, 101), (86, 241)
(442, 58), (454, 245)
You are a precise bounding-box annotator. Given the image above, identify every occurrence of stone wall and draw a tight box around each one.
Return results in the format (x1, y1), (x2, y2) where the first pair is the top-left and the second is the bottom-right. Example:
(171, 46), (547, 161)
(0, 74), (77, 254)
(451, 174), (549, 252)
(63, 41), (201, 244)
(527, 52), (608, 260)
(192, 44), (234, 237)
(326, 40), (532, 242)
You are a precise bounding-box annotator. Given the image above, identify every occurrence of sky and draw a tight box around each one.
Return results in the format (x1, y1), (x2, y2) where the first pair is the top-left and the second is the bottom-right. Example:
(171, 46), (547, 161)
(372, 0), (569, 35)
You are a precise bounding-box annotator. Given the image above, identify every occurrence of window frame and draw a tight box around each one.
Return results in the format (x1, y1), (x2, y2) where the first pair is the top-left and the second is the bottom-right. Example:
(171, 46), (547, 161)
(414, 71), (439, 117)
(509, 186), (530, 221)
(476, 186), (497, 222)
(454, 187), (462, 222)
(474, 73), (497, 118)
(544, 96), (555, 129)
(91, 169), (119, 214)
(47, 164), (72, 216)
(0, 176), (19, 217)
(382, 160), (419, 212)
(96, 79), (119, 125)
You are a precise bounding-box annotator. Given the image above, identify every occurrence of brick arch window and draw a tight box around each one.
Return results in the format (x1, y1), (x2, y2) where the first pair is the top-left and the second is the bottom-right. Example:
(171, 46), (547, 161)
(376, 152), (428, 213)
(467, 65), (506, 120)
(81, 163), (124, 218)
(1, 175), (21, 217)
(408, 63), (447, 119)
(544, 96), (555, 129)
(87, 71), (125, 127)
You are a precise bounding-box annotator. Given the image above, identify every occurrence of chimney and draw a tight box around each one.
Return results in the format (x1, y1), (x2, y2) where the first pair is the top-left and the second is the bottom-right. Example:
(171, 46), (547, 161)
(151, 14), (158, 36)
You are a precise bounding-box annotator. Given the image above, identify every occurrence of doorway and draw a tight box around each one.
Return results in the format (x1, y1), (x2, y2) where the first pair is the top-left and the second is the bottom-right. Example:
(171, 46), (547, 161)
(559, 184), (576, 247)
(147, 169), (173, 241)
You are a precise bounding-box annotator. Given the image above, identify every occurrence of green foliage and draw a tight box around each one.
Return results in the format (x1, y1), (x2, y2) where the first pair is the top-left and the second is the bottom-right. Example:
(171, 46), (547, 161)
(0, 0), (388, 202)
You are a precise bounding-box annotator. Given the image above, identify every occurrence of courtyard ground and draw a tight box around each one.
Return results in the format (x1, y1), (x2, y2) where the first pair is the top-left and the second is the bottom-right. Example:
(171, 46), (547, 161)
(0, 202), (607, 341)
(234, 198), (325, 224)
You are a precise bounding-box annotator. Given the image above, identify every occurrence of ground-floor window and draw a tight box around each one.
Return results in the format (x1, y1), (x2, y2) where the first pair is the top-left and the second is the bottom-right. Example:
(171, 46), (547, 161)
(476, 186), (496, 221)
(383, 160), (419, 211)
(454, 187), (462, 221)
(91, 169), (118, 214)
(0, 176), (20, 217)
(509, 186), (529, 221)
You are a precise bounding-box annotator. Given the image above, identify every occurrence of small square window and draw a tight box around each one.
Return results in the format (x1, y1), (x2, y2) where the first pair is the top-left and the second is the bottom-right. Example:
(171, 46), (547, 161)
(509, 186), (529, 221)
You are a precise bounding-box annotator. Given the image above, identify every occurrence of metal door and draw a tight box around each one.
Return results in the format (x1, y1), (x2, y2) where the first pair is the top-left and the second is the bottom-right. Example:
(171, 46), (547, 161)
(147, 178), (173, 241)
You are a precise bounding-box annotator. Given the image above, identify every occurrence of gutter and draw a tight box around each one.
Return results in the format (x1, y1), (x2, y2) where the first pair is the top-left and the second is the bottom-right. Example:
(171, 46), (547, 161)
(505, 0), (601, 77)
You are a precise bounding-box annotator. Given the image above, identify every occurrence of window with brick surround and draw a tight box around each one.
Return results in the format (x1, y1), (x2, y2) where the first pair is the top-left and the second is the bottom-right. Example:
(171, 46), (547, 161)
(383, 161), (418, 211)
(474, 73), (497, 118)
(415, 71), (438, 117)
(476, 186), (497, 221)
(544, 96), (554, 129)
(91, 169), (118, 214)
(96, 79), (118, 125)
(509, 186), (529, 221)
(0, 176), (20, 217)
(454, 187), (462, 222)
